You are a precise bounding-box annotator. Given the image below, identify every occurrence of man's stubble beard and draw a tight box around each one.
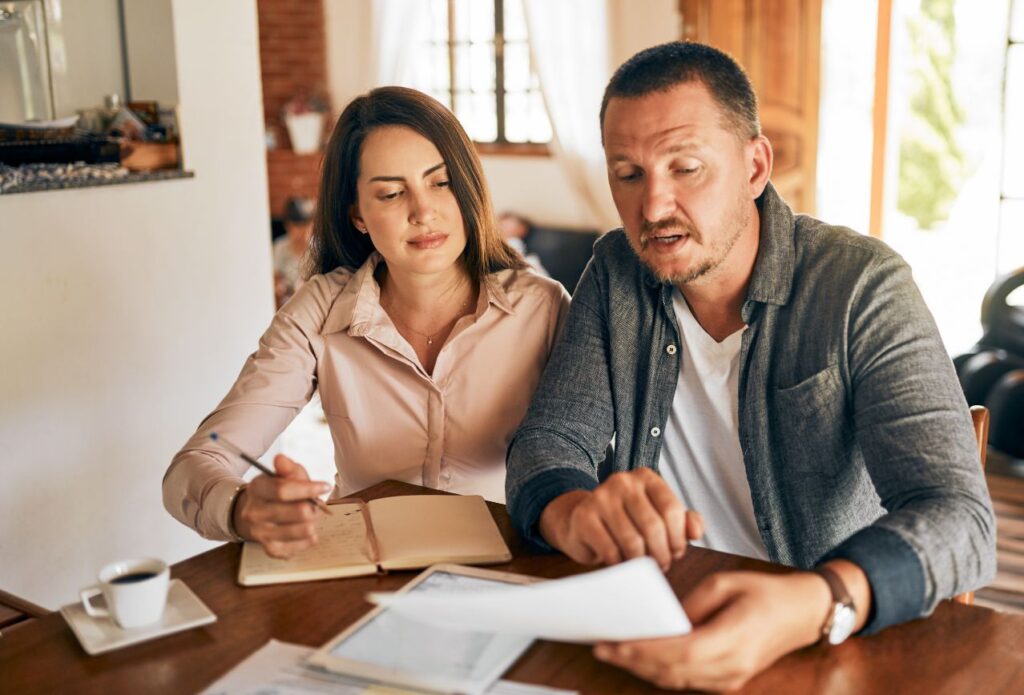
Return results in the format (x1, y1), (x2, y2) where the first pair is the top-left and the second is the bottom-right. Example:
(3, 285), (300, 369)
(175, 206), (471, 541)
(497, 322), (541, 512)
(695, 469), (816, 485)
(639, 189), (752, 287)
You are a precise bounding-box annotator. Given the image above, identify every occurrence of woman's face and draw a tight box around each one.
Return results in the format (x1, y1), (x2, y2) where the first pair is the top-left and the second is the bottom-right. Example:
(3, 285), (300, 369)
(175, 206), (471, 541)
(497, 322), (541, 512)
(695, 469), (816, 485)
(351, 125), (467, 279)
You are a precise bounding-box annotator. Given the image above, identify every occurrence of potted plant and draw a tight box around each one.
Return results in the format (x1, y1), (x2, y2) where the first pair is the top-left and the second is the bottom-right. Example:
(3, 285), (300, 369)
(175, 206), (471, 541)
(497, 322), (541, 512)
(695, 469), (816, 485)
(281, 93), (329, 155)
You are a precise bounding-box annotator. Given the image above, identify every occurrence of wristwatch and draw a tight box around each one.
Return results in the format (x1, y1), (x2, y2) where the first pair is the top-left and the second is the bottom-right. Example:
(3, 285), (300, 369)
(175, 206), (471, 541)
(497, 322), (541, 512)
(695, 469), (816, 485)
(812, 566), (857, 645)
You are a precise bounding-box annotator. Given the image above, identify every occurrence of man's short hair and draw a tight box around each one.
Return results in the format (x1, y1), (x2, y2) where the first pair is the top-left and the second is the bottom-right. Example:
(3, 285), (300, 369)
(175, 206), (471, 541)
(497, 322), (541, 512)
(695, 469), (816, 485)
(600, 41), (761, 141)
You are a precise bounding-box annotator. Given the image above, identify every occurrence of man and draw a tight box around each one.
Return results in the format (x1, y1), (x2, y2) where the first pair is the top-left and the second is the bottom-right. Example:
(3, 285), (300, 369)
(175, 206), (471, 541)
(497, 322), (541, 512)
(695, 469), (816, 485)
(273, 196), (315, 308)
(506, 42), (995, 691)
(497, 211), (551, 277)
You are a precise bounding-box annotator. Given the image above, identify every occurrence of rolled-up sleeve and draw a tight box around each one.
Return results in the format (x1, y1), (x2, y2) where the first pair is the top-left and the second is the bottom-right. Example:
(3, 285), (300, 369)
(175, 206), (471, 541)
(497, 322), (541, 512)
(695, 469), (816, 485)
(824, 252), (996, 633)
(507, 263), (615, 547)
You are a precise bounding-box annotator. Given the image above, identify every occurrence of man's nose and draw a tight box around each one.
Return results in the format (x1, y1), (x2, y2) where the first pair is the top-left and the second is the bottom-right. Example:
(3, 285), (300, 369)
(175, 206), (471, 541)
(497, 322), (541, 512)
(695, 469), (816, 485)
(642, 175), (675, 224)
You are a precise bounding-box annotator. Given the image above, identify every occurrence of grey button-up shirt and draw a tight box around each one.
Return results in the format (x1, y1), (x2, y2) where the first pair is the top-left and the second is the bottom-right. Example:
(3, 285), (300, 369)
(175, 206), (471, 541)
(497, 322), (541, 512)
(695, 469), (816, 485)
(506, 183), (995, 634)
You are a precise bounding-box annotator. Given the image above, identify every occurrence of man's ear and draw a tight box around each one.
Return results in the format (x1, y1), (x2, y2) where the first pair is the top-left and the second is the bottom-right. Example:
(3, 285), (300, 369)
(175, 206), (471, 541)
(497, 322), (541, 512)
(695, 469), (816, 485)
(349, 204), (367, 234)
(747, 135), (773, 199)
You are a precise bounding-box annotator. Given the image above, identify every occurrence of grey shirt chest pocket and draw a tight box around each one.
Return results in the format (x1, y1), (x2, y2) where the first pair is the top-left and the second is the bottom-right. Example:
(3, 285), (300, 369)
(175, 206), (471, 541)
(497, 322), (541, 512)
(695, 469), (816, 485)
(773, 364), (852, 476)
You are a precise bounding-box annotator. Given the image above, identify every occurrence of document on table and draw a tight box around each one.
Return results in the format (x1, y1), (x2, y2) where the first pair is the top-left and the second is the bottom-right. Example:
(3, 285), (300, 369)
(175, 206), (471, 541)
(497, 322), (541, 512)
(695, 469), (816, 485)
(201, 639), (576, 695)
(367, 557), (691, 642)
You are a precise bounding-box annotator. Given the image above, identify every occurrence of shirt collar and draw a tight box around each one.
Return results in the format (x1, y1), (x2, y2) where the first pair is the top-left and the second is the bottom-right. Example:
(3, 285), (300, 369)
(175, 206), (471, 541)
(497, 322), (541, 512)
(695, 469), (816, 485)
(744, 181), (795, 309)
(320, 253), (516, 337)
(321, 254), (382, 336)
(481, 271), (516, 316)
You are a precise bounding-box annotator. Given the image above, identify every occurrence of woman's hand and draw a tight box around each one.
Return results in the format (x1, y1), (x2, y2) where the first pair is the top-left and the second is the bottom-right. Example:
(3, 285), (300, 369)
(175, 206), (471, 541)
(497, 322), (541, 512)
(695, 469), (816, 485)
(232, 454), (332, 558)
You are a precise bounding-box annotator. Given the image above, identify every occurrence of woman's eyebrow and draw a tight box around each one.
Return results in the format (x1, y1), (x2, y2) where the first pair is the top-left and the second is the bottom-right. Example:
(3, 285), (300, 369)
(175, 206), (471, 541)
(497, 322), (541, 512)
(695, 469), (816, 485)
(368, 162), (446, 183)
(422, 162), (446, 177)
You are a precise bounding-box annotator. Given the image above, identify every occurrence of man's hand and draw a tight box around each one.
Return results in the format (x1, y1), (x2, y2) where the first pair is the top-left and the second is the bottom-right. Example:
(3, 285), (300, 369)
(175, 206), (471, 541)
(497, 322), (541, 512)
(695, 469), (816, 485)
(538, 469), (704, 571)
(232, 454), (331, 558)
(594, 570), (833, 691)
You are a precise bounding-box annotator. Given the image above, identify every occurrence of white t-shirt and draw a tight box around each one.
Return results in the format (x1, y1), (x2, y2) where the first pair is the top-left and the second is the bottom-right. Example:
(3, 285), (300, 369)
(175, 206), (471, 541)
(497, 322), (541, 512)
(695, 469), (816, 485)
(658, 289), (769, 560)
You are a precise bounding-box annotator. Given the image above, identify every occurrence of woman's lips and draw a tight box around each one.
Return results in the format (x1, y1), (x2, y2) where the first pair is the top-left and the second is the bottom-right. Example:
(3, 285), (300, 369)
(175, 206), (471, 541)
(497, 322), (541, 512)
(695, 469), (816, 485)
(407, 233), (448, 250)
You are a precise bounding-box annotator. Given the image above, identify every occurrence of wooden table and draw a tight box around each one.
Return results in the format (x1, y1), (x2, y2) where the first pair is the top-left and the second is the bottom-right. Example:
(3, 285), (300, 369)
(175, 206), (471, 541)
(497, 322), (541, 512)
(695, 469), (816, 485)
(3, 481), (1024, 694)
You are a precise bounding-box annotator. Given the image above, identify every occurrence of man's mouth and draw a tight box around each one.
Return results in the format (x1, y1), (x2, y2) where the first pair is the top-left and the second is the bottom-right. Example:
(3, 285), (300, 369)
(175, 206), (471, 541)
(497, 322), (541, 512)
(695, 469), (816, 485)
(641, 231), (691, 251)
(650, 234), (686, 245)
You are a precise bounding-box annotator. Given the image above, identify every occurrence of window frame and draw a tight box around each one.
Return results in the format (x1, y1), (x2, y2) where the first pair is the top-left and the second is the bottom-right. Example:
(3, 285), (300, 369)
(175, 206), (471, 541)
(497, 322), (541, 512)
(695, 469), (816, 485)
(443, 0), (551, 157)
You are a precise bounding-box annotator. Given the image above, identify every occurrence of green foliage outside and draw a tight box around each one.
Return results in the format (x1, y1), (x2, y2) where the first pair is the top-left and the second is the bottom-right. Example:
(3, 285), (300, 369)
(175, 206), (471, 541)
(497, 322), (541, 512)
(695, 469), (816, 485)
(897, 0), (968, 230)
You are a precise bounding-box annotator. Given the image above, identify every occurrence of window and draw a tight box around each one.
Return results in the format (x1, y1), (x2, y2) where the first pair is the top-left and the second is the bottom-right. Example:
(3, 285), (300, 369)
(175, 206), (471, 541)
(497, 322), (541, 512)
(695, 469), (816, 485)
(818, 0), (1020, 355)
(1000, 0), (1024, 274)
(418, 0), (552, 153)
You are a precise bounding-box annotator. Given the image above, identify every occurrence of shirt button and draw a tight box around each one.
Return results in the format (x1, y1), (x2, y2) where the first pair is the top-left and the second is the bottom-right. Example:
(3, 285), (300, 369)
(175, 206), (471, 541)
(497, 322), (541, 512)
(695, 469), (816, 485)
(666, 344), (677, 355)
(650, 427), (661, 437)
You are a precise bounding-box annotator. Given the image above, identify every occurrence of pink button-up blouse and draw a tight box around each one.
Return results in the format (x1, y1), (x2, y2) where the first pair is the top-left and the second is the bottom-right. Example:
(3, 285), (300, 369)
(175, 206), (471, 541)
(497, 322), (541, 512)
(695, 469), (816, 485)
(163, 254), (570, 540)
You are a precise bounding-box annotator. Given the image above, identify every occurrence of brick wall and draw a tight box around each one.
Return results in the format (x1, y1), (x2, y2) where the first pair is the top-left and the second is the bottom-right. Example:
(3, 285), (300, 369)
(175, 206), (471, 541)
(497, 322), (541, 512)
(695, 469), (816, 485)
(257, 0), (328, 217)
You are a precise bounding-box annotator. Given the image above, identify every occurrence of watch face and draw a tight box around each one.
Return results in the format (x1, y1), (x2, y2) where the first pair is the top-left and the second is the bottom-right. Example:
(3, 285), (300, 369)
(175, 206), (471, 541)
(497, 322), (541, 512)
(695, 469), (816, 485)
(828, 604), (857, 645)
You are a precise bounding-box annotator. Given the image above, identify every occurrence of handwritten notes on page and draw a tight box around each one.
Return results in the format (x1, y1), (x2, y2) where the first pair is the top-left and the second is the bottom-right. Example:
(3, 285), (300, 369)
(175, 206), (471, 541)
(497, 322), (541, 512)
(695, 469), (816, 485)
(239, 503), (376, 583)
(367, 557), (691, 642)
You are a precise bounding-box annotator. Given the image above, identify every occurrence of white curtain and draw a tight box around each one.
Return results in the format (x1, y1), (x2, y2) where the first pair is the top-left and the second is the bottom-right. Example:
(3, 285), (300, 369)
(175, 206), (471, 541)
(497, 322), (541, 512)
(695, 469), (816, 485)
(372, 0), (433, 85)
(523, 0), (620, 231)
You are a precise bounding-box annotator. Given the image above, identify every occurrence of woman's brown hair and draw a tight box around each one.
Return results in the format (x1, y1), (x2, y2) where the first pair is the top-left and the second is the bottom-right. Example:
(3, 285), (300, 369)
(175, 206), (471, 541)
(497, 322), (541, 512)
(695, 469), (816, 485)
(307, 86), (525, 280)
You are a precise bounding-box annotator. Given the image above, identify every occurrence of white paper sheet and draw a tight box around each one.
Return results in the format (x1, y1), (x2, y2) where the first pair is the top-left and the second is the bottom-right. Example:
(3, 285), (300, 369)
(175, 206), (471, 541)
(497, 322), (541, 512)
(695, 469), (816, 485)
(201, 639), (575, 695)
(367, 557), (691, 642)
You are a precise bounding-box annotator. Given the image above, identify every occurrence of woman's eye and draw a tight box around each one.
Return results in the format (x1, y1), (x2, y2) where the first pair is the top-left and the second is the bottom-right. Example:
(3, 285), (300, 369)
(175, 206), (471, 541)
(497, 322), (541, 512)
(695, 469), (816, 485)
(379, 190), (402, 201)
(434, 179), (451, 189)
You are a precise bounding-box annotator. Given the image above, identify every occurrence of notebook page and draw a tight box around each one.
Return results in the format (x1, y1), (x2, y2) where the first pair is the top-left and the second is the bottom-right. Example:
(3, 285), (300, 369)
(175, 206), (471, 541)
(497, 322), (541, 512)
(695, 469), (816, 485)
(239, 503), (377, 583)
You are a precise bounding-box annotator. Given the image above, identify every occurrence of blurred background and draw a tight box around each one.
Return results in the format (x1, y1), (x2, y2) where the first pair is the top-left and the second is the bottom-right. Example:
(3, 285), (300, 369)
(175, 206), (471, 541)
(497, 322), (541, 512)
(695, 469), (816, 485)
(1, 0), (1021, 613)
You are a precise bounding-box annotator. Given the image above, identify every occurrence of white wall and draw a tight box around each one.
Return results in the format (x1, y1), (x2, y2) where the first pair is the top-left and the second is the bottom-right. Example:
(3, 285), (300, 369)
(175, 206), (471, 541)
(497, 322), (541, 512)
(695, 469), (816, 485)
(324, 0), (375, 114)
(0, 0), (272, 609)
(608, 0), (680, 68)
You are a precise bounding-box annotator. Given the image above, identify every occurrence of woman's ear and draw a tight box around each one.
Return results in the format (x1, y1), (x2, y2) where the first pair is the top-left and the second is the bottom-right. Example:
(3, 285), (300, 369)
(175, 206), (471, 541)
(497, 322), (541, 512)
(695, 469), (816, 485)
(349, 204), (368, 234)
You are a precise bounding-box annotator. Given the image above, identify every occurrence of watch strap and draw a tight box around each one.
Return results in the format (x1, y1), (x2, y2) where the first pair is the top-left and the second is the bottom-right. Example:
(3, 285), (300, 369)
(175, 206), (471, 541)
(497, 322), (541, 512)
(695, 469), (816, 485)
(814, 566), (853, 606)
(812, 566), (855, 642)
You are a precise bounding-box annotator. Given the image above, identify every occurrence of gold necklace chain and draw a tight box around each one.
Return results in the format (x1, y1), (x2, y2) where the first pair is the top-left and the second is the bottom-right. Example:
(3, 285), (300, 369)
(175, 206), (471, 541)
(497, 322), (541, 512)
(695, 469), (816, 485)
(388, 303), (468, 345)
(380, 276), (473, 346)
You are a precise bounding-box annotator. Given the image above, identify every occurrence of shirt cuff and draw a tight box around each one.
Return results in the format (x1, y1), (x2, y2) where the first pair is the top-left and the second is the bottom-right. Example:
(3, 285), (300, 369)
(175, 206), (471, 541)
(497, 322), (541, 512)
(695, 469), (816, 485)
(204, 476), (248, 541)
(508, 468), (600, 551)
(820, 525), (926, 635)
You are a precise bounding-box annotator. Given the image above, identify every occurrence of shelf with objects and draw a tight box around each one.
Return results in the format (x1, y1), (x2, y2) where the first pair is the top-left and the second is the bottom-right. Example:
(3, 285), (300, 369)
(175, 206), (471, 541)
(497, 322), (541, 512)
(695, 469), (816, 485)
(0, 0), (191, 195)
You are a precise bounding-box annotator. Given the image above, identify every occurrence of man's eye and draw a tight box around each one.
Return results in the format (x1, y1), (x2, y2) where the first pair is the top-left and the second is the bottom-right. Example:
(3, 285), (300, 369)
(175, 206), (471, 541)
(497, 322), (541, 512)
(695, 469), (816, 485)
(617, 171), (641, 182)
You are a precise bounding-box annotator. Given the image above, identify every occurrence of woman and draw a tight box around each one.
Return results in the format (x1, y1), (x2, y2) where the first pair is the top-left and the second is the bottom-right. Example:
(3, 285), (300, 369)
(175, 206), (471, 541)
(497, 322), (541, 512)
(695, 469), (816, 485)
(163, 87), (570, 558)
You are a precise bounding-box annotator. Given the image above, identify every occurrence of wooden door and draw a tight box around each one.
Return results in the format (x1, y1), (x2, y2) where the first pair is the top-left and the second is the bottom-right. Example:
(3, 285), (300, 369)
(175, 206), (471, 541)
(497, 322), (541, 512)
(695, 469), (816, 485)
(679, 0), (822, 214)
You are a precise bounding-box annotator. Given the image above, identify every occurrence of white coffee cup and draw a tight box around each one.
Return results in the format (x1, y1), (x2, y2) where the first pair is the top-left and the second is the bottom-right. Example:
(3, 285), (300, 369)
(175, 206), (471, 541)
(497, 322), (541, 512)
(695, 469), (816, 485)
(79, 558), (170, 629)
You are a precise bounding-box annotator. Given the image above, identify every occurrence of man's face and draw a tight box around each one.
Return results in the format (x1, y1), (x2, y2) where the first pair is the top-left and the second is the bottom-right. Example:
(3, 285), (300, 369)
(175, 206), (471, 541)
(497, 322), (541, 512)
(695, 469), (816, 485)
(602, 81), (763, 286)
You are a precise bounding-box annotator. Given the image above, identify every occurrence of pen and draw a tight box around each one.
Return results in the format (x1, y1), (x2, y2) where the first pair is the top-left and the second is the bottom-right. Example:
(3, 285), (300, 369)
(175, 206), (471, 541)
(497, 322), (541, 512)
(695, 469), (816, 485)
(209, 432), (332, 516)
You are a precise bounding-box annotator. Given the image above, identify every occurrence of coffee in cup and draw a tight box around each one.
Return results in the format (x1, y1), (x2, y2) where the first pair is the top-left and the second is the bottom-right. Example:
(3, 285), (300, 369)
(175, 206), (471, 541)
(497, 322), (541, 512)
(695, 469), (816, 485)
(80, 558), (170, 629)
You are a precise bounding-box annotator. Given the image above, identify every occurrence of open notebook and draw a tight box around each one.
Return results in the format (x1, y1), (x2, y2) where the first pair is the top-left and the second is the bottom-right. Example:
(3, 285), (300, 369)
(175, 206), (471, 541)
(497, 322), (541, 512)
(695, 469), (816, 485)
(238, 494), (512, 586)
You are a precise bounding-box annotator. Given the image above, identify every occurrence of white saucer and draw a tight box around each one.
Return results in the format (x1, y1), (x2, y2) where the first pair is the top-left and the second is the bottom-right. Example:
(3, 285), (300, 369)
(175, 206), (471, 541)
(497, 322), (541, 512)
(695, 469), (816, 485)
(60, 579), (217, 655)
